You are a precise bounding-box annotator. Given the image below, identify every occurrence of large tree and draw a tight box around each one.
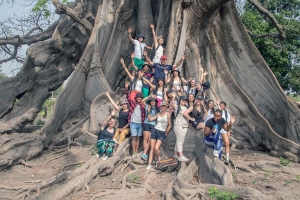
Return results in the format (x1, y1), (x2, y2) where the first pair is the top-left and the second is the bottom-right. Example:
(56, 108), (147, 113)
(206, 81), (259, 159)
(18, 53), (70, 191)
(0, 0), (299, 199)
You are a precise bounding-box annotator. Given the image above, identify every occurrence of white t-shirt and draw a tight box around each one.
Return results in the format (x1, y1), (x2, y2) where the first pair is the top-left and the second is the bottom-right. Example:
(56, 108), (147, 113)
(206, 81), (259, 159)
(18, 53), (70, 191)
(220, 110), (230, 133)
(152, 45), (164, 63)
(205, 109), (214, 123)
(134, 80), (143, 92)
(133, 40), (146, 60)
(131, 105), (142, 123)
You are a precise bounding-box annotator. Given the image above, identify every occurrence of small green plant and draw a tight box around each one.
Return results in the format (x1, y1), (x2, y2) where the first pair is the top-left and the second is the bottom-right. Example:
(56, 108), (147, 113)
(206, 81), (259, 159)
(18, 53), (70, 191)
(208, 186), (239, 200)
(75, 164), (82, 169)
(296, 175), (300, 182)
(128, 174), (139, 183)
(36, 118), (44, 126)
(90, 144), (98, 156)
(232, 173), (236, 179)
(264, 169), (272, 178)
(83, 138), (88, 145)
(284, 180), (292, 186)
(251, 179), (257, 185)
(280, 157), (291, 166)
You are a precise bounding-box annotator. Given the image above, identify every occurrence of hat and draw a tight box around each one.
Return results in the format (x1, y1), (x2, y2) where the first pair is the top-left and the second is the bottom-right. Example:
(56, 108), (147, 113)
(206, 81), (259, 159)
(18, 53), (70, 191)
(120, 98), (128, 105)
(195, 95), (204, 100)
(135, 93), (143, 99)
(166, 89), (174, 94)
(160, 101), (167, 107)
(146, 97), (158, 105)
(137, 35), (145, 39)
(201, 81), (210, 90)
(142, 62), (150, 67)
(179, 95), (188, 101)
(160, 55), (167, 60)
(172, 69), (180, 75)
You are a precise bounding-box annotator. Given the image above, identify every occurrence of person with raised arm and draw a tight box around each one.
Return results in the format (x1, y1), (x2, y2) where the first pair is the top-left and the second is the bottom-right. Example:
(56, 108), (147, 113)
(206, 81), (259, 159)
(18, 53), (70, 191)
(184, 95), (207, 130)
(105, 92), (130, 145)
(204, 109), (235, 164)
(146, 101), (172, 170)
(150, 23), (164, 63)
(143, 51), (185, 81)
(127, 27), (152, 71)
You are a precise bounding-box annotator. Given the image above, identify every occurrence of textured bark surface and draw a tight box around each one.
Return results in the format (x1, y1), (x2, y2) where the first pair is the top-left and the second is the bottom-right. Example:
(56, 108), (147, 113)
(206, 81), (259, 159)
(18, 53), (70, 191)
(0, 0), (299, 199)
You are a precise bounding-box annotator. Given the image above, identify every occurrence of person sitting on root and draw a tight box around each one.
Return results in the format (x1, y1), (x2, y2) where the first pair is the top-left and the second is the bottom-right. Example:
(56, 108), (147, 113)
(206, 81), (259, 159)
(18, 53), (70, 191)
(146, 101), (172, 170)
(97, 109), (122, 160)
(140, 96), (160, 161)
(204, 109), (235, 164)
(171, 94), (190, 162)
(105, 92), (130, 146)
(184, 95), (207, 130)
(150, 23), (164, 64)
(125, 81), (146, 157)
(127, 27), (152, 75)
(144, 51), (185, 82)
(120, 58), (155, 101)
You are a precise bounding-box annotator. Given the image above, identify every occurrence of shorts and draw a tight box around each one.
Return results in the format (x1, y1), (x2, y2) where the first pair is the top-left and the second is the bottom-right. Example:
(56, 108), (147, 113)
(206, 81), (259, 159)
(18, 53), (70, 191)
(143, 123), (155, 132)
(132, 58), (144, 71)
(130, 122), (143, 137)
(190, 118), (204, 129)
(150, 128), (166, 141)
(142, 87), (150, 97)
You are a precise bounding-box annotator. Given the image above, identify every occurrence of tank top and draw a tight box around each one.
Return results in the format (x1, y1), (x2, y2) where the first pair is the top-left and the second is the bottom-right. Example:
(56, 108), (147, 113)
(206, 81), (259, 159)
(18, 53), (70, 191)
(152, 45), (164, 63)
(134, 80), (143, 91)
(155, 113), (168, 131)
(118, 110), (129, 128)
(173, 80), (181, 91)
(174, 105), (188, 127)
(156, 90), (163, 100)
(192, 109), (204, 121)
(98, 127), (115, 140)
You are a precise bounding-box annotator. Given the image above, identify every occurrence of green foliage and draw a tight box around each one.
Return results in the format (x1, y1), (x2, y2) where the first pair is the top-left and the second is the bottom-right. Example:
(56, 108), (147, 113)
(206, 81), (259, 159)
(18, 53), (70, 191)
(208, 186), (239, 200)
(279, 157), (291, 166)
(0, 65), (7, 79)
(295, 175), (300, 182)
(90, 144), (98, 156)
(241, 0), (300, 94)
(32, 0), (70, 18)
(264, 169), (272, 178)
(36, 118), (45, 126)
(128, 174), (139, 183)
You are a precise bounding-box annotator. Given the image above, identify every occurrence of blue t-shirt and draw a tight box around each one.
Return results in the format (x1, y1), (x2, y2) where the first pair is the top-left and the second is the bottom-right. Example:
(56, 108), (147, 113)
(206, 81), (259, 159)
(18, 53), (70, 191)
(143, 71), (153, 89)
(153, 63), (173, 80)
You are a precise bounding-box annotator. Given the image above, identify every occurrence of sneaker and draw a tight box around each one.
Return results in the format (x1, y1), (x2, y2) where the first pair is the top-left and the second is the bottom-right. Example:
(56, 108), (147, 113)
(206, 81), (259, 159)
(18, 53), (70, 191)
(225, 159), (229, 165)
(178, 156), (189, 162)
(96, 154), (100, 158)
(141, 153), (148, 161)
(146, 164), (152, 170)
(173, 155), (178, 159)
(213, 150), (219, 157)
(102, 156), (108, 160)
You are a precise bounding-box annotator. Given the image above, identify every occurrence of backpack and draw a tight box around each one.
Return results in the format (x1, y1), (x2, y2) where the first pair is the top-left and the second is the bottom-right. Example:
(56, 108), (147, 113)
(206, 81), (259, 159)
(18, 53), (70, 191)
(155, 158), (179, 172)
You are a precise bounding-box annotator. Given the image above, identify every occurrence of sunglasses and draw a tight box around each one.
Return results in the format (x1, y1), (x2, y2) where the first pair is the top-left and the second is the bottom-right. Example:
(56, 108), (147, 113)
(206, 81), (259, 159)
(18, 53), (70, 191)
(160, 58), (166, 60)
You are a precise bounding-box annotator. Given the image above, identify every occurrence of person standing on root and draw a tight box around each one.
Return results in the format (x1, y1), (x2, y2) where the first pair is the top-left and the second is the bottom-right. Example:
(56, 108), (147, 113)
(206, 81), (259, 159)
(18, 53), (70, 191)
(97, 109), (122, 160)
(184, 95), (207, 130)
(143, 51), (185, 81)
(146, 101), (172, 170)
(205, 99), (216, 123)
(140, 96), (159, 161)
(204, 109), (235, 164)
(171, 95), (189, 162)
(216, 100), (232, 137)
(105, 92), (130, 145)
(125, 82), (146, 157)
(127, 27), (152, 76)
(150, 23), (164, 63)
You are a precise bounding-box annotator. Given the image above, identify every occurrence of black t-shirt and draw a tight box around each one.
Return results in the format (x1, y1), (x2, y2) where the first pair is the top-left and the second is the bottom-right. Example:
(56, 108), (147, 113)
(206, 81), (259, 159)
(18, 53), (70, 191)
(205, 118), (226, 132)
(118, 110), (129, 128)
(98, 127), (115, 140)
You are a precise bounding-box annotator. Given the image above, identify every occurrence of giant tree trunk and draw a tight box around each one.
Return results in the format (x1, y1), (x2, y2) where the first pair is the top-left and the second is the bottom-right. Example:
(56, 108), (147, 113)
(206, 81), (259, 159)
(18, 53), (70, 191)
(0, 0), (299, 199)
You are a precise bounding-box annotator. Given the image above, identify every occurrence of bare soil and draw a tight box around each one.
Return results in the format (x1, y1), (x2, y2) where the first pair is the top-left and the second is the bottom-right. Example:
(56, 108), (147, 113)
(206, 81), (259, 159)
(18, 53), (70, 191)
(0, 144), (299, 200)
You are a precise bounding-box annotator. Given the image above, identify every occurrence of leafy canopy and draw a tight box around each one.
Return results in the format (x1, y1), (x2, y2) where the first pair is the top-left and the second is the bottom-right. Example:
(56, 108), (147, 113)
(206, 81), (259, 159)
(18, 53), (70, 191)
(241, 0), (300, 95)
(32, 0), (69, 18)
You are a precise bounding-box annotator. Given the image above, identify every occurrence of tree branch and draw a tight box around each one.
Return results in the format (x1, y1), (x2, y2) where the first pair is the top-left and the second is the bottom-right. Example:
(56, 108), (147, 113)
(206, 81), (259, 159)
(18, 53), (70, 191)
(0, 44), (18, 64)
(246, 29), (280, 39)
(51, 0), (93, 34)
(0, 21), (58, 45)
(247, 0), (286, 40)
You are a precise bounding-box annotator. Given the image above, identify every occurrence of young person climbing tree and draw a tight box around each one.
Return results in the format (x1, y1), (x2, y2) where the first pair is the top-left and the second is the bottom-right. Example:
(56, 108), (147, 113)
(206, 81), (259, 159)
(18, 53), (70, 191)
(146, 101), (172, 170)
(184, 95), (207, 130)
(105, 92), (130, 145)
(204, 109), (235, 164)
(140, 96), (159, 161)
(171, 95), (190, 162)
(150, 23), (164, 64)
(125, 81), (146, 157)
(97, 109), (122, 160)
(127, 27), (152, 73)
(143, 51), (185, 81)
(120, 58), (155, 101)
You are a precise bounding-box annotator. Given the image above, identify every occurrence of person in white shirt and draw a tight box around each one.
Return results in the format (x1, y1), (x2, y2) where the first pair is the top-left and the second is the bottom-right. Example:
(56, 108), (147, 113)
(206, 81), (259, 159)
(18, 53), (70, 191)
(150, 24), (164, 64)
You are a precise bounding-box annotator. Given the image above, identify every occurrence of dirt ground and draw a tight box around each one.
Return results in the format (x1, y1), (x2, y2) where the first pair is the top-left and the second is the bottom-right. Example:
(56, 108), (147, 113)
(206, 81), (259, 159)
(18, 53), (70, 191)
(0, 144), (299, 200)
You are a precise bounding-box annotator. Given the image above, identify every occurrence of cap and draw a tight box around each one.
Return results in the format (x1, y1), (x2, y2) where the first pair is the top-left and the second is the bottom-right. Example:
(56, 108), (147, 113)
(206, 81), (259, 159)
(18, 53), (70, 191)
(179, 95), (188, 101)
(120, 98), (128, 105)
(135, 93), (143, 98)
(137, 35), (145, 39)
(166, 89), (174, 94)
(160, 101), (167, 107)
(146, 97), (158, 105)
(160, 55), (167, 60)
(142, 62), (150, 67)
(195, 95), (204, 100)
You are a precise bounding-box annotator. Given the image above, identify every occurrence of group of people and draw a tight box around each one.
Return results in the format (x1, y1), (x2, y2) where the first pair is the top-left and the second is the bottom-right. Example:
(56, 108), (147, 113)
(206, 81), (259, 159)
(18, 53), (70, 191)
(96, 24), (235, 168)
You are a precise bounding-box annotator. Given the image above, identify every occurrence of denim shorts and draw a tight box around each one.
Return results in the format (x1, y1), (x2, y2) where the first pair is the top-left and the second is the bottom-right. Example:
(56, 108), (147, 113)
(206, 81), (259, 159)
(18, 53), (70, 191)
(130, 122), (143, 137)
(143, 123), (155, 132)
(150, 128), (166, 141)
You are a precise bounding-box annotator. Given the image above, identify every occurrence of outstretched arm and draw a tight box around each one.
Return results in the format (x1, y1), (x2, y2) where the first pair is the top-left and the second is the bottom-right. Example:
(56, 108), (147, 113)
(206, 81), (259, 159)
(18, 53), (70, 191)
(143, 51), (154, 66)
(105, 92), (120, 111)
(131, 53), (138, 71)
(173, 55), (186, 68)
(150, 24), (158, 48)
(101, 109), (116, 130)
(120, 58), (134, 82)
(127, 27), (134, 43)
